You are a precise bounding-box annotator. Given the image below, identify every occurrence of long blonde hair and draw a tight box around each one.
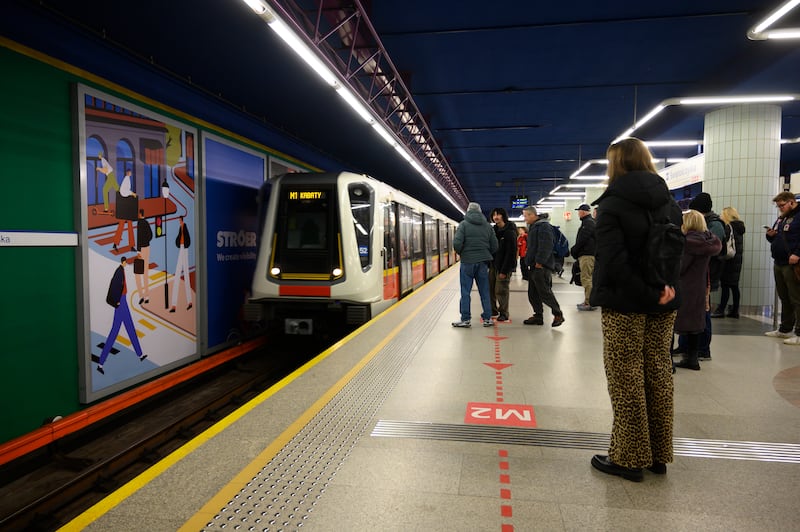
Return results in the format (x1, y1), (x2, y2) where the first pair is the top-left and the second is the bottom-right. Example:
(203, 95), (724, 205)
(606, 137), (657, 184)
(721, 206), (741, 224)
(682, 209), (707, 234)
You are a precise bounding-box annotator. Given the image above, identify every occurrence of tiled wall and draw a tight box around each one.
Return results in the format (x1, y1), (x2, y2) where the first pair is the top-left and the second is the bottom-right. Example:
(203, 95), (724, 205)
(703, 104), (782, 311)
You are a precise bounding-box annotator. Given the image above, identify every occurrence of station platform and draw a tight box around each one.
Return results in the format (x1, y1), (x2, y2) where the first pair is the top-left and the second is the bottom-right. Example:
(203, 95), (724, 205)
(65, 266), (800, 531)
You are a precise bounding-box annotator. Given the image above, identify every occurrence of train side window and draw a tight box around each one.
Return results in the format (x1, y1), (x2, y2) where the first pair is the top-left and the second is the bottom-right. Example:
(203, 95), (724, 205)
(348, 183), (374, 270)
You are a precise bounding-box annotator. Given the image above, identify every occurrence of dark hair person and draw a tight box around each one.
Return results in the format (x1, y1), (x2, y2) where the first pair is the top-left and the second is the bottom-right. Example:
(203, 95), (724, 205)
(589, 137), (683, 482)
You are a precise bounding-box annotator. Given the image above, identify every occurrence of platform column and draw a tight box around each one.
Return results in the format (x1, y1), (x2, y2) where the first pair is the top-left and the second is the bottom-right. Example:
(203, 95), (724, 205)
(702, 104), (782, 315)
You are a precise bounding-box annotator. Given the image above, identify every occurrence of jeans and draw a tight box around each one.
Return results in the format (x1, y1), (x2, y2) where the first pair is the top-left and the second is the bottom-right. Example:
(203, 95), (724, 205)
(459, 261), (492, 322)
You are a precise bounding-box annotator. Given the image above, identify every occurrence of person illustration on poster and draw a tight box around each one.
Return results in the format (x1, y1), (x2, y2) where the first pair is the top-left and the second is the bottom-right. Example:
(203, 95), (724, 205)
(112, 169), (137, 251)
(135, 208), (153, 304)
(170, 216), (193, 312)
(97, 151), (119, 213)
(97, 256), (147, 374)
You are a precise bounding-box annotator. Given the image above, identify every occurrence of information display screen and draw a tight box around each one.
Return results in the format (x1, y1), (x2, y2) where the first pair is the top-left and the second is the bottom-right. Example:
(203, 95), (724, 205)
(510, 195), (528, 209)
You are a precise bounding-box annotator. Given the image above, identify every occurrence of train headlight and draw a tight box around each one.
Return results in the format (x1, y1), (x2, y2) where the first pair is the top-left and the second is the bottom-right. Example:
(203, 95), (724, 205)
(332, 267), (343, 277)
(270, 266), (281, 276)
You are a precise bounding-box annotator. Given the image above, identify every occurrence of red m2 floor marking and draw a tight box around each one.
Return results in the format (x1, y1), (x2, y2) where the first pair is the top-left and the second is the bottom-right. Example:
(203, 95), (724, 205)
(464, 402), (537, 427)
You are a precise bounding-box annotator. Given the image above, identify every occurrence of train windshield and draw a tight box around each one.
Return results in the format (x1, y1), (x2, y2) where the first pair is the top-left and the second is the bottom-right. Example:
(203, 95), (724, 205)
(348, 182), (374, 270)
(273, 185), (341, 277)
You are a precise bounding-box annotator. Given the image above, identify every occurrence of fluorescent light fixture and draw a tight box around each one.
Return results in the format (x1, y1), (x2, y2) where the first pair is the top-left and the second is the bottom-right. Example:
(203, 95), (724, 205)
(635, 104), (666, 130)
(552, 192), (586, 197)
(572, 175), (608, 180)
(242, 0), (267, 13)
(679, 95), (795, 105)
(266, 17), (339, 87)
(644, 140), (702, 147)
(749, 0), (800, 39)
(563, 183), (608, 188)
(336, 87), (374, 123)
(372, 123), (397, 146)
(762, 29), (800, 39)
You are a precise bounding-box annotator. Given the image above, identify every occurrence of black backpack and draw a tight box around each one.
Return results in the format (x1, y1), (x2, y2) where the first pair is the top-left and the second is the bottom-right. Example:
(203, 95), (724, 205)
(643, 208), (685, 287)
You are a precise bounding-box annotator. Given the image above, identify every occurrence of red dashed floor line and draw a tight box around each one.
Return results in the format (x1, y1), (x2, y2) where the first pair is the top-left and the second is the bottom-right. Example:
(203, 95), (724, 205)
(499, 449), (513, 531)
(493, 324), (513, 530)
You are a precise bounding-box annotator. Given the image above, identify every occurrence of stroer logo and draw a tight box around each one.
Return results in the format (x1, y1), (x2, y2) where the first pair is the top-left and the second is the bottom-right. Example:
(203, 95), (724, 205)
(465, 402), (537, 427)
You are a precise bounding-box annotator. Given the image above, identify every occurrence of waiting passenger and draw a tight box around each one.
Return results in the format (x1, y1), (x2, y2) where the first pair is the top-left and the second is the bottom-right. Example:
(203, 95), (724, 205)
(589, 137), (682, 482)
(490, 207), (517, 322)
(521, 207), (563, 327)
(451, 202), (498, 328)
(674, 210), (721, 370)
(712, 206), (745, 319)
(765, 192), (800, 343)
(570, 203), (597, 311)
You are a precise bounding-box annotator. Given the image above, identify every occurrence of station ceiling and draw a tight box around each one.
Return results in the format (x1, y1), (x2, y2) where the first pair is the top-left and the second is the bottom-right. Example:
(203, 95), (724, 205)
(5, 0), (800, 219)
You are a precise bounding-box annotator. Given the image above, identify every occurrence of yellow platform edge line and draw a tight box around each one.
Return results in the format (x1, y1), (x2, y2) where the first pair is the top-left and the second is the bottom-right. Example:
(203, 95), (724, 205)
(59, 267), (455, 531)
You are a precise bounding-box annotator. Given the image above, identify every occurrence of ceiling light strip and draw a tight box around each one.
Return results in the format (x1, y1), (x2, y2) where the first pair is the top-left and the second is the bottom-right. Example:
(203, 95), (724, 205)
(748, 0), (800, 40)
(245, 0), (468, 210)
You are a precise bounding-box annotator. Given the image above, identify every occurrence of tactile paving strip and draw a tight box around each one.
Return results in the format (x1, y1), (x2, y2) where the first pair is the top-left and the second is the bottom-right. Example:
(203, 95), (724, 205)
(202, 291), (452, 531)
(371, 420), (800, 463)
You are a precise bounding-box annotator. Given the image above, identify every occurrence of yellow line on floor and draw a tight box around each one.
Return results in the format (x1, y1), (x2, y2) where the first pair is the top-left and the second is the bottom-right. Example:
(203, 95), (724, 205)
(59, 267), (455, 531)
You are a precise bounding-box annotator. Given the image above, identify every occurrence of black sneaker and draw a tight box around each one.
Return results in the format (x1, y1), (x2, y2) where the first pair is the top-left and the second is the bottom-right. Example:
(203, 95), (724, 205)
(551, 315), (565, 327)
(497, 314), (509, 322)
(697, 353), (711, 360)
(523, 315), (544, 325)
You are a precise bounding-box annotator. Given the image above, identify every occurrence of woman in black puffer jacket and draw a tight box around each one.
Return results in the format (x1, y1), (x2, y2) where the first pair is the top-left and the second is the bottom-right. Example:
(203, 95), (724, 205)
(589, 137), (683, 483)
(712, 207), (745, 318)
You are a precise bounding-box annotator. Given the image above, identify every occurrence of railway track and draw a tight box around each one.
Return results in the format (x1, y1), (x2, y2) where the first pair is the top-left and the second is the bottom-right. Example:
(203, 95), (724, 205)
(0, 338), (330, 531)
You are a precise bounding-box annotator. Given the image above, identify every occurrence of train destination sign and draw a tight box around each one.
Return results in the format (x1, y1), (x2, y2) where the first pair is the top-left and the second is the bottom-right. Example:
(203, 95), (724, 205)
(288, 191), (326, 200)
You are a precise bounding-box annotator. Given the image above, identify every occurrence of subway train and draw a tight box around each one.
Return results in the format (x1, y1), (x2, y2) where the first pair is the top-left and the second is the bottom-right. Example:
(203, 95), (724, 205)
(251, 172), (459, 335)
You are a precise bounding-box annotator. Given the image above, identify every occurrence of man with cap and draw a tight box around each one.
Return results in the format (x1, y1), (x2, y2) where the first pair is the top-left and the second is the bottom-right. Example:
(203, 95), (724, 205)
(570, 204), (597, 310)
(522, 206), (565, 327)
(452, 202), (499, 328)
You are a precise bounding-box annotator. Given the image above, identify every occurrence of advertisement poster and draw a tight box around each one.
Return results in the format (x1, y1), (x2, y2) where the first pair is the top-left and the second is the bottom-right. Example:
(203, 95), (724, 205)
(76, 85), (198, 402)
(203, 134), (266, 349)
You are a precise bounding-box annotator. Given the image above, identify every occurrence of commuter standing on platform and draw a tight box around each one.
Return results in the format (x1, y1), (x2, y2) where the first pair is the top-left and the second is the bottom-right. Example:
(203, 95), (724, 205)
(521, 206), (564, 327)
(765, 192), (800, 344)
(589, 137), (682, 482)
(517, 226), (529, 280)
(712, 206), (745, 319)
(674, 210), (721, 370)
(452, 202), (498, 328)
(674, 192), (724, 360)
(490, 207), (517, 322)
(570, 203), (597, 311)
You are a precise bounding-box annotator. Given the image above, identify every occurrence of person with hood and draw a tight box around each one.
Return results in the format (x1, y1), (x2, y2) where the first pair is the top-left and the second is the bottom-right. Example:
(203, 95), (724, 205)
(674, 210), (722, 370)
(452, 202), (498, 328)
(712, 206), (746, 319)
(521, 206), (564, 327)
(589, 137), (682, 482)
(490, 207), (517, 321)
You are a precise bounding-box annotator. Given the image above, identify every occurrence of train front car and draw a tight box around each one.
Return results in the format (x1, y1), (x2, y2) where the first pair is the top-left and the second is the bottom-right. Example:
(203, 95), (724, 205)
(251, 172), (387, 336)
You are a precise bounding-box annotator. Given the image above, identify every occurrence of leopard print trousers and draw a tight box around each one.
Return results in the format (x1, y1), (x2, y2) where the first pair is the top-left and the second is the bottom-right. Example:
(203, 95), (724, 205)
(601, 308), (676, 469)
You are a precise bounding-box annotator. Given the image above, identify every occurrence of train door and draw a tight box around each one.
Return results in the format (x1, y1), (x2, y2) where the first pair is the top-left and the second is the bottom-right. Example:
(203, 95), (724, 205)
(382, 202), (399, 299)
(425, 215), (439, 279)
(437, 219), (447, 270)
(410, 210), (425, 289)
(398, 203), (413, 295)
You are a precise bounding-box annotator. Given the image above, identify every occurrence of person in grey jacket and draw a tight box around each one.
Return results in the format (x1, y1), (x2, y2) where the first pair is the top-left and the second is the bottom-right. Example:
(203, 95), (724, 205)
(522, 206), (564, 327)
(452, 202), (498, 328)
